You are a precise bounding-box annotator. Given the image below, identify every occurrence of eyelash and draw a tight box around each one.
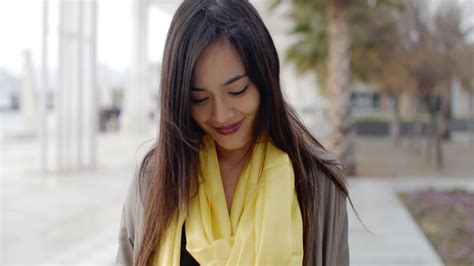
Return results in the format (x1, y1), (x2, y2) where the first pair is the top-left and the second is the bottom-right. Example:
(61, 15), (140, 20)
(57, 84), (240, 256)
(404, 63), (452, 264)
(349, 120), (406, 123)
(191, 84), (249, 104)
(191, 97), (208, 104)
(229, 84), (249, 96)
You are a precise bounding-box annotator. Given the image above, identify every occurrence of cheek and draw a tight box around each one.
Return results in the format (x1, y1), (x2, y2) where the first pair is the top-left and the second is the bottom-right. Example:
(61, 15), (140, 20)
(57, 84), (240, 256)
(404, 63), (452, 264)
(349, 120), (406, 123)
(191, 106), (210, 129)
(246, 89), (260, 116)
(190, 107), (203, 126)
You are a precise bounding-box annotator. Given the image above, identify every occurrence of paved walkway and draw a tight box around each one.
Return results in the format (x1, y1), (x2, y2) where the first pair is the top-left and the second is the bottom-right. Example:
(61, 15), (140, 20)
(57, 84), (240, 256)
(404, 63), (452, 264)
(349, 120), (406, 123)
(348, 177), (473, 266)
(1, 131), (154, 264)
(1, 132), (472, 265)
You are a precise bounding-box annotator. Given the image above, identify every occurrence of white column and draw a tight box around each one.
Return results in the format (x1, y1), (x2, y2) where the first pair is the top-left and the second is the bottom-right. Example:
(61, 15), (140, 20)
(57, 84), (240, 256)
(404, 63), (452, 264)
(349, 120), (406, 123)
(122, 0), (151, 134)
(55, 0), (97, 171)
(40, 0), (49, 172)
(80, 0), (98, 168)
(20, 50), (39, 136)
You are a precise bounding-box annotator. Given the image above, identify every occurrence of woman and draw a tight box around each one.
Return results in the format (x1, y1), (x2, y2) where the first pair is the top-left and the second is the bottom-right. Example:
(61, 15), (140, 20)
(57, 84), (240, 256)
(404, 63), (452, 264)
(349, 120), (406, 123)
(116, 1), (351, 265)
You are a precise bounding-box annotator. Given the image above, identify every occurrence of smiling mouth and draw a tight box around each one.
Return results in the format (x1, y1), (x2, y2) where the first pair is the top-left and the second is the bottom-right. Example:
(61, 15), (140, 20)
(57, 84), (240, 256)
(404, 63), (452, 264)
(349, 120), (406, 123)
(213, 119), (244, 136)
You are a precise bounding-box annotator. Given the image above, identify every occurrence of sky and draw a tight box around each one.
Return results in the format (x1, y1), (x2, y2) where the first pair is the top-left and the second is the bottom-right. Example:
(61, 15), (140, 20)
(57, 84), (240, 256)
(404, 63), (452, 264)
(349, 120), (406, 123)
(0, 0), (472, 77)
(0, 0), (172, 76)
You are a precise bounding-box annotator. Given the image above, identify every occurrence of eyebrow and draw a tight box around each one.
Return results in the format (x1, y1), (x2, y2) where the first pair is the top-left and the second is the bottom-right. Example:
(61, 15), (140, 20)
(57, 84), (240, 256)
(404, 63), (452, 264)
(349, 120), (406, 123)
(192, 73), (247, 91)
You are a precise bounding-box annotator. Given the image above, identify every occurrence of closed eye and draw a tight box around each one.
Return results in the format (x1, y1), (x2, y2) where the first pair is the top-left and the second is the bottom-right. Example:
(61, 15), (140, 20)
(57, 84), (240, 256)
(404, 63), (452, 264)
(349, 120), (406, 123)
(229, 84), (249, 96)
(191, 97), (209, 104)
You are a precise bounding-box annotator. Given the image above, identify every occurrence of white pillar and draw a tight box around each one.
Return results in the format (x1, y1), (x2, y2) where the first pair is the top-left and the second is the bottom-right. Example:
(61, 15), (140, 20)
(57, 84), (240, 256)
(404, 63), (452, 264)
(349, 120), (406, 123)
(40, 0), (49, 172)
(122, 0), (151, 134)
(55, 0), (97, 171)
(20, 50), (39, 136)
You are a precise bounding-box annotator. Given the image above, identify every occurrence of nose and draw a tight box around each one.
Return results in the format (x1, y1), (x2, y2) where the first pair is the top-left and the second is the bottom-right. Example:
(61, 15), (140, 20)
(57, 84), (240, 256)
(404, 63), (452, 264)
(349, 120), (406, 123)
(212, 96), (234, 125)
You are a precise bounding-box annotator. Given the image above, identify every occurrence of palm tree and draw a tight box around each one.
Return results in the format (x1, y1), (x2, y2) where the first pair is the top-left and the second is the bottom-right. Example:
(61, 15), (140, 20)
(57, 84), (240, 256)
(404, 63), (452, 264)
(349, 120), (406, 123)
(274, 0), (401, 176)
(273, 0), (355, 175)
(325, 0), (355, 175)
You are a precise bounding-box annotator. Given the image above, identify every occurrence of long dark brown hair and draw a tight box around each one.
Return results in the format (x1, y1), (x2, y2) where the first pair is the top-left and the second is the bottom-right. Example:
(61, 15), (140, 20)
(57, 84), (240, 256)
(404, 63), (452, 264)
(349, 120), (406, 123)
(137, 1), (354, 265)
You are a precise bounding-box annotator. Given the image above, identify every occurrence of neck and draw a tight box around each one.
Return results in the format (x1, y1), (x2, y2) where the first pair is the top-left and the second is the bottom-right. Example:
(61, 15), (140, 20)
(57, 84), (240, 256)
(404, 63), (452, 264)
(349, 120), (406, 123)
(215, 141), (251, 166)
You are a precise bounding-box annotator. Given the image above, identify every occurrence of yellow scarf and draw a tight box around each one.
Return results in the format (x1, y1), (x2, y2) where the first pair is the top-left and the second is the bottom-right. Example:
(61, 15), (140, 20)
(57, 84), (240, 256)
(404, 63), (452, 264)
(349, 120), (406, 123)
(154, 135), (303, 265)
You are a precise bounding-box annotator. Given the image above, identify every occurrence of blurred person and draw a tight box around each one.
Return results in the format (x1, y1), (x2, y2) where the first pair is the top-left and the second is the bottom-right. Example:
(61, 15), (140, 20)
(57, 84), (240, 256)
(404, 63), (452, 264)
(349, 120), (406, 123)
(116, 1), (350, 265)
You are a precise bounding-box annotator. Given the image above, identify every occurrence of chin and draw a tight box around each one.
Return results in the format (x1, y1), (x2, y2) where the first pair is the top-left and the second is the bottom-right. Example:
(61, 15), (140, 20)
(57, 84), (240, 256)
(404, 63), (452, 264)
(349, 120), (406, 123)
(213, 134), (251, 151)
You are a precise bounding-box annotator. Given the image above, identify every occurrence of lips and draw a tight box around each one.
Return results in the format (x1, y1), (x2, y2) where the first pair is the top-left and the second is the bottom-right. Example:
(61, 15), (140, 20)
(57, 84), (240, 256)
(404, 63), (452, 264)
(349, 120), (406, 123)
(213, 119), (244, 135)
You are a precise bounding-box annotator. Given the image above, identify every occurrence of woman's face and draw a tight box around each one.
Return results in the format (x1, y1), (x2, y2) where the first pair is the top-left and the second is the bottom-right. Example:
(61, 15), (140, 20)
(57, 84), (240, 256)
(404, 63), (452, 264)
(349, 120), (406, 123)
(191, 40), (260, 151)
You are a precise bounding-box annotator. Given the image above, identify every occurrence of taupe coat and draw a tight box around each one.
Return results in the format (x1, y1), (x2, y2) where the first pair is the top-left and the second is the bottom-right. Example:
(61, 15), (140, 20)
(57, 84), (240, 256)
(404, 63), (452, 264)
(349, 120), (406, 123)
(116, 148), (350, 265)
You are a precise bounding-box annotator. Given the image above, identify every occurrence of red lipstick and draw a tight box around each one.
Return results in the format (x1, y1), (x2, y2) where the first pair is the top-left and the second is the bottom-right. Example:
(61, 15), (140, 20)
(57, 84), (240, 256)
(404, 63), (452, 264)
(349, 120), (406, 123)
(213, 119), (244, 135)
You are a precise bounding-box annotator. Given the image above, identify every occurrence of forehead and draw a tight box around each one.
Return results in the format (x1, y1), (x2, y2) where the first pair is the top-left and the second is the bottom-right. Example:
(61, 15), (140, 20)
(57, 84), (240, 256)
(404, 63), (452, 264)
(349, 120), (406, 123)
(193, 40), (245, 87)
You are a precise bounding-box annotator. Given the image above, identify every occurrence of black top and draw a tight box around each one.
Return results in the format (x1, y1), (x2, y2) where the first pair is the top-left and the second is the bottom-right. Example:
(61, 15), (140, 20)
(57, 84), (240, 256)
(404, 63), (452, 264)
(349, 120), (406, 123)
(180, 224), (199, 266)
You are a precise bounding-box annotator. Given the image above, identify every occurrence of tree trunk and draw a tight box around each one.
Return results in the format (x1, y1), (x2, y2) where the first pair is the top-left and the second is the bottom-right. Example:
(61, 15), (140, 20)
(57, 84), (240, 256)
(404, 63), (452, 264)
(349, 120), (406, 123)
(389, 92), (400, 145)
(469, 89), (474, 145)
(440, 84), (452, 140)
(409, 94), (423, 153)
(426, 96), (444, 169)
(426, 109), (434, 162)
(434, 112), (444, 169)
(427, 110), (444, 169)
(325, 2), (356, 176)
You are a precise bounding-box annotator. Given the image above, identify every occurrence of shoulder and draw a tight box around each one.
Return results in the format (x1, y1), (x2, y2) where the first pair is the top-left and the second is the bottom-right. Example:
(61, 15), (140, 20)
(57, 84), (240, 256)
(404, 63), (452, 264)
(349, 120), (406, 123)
(261, 140), (348, 202)
(126, 149), (157, 226)
(311, 146), (345, 181)
(309, 146), (348, 219)
(116, 148), (156, 264)
(309, 148), (350, 265)
(123, 148), (156, 221)
(264, 140), (292, 169)
(137, 150), (156, 201)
